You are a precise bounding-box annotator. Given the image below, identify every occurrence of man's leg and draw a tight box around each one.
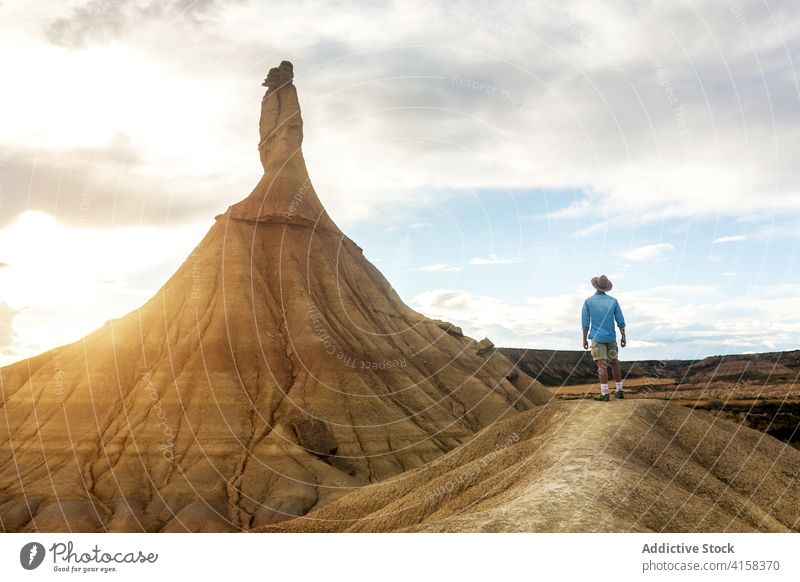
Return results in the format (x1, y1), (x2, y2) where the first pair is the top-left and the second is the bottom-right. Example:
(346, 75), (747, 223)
(590, 341), (610, 401)
(610, 358), (624, 397)
(610, 358), (622, 383)
(596, 359), (609, 395)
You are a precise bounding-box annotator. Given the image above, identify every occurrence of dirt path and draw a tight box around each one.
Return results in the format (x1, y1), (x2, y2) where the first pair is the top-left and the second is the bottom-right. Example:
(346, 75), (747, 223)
(258, 400), (800, 532)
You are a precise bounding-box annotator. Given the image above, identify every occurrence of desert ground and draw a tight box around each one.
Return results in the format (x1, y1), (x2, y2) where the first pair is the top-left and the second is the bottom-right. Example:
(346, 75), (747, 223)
(509, 350), (800, 451)
(255, 399), (800, 532)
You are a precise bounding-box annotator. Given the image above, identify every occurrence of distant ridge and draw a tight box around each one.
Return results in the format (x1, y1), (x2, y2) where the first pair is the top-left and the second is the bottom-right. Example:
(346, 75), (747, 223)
(500, 348), (800, 386)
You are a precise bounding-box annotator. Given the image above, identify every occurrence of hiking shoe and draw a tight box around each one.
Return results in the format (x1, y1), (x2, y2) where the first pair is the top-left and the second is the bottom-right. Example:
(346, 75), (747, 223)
(593, 393), (610, 402)
(615, 390), (624, 400)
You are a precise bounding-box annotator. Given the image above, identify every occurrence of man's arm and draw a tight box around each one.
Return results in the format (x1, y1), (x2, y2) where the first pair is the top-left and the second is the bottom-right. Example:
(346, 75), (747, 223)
(615, 300), (627, 347)
(581, 301), (590, 350)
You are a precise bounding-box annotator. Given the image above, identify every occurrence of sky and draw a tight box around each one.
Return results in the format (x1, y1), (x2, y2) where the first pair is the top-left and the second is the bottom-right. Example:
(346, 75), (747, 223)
(1, 0), (799, 364)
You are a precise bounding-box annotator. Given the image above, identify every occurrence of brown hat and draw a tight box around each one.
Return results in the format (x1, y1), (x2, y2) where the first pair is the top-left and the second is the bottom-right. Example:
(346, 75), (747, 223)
(591, 275), (613, 292)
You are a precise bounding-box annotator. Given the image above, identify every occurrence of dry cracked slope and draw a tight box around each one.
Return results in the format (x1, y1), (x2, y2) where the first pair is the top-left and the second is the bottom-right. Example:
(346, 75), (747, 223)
(256, 400), (800, 532)
(0, 61), (551, 533)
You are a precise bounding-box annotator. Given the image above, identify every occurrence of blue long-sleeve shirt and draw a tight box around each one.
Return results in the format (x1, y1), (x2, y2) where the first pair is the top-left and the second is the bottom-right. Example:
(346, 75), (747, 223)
(581, 291), (625, 342)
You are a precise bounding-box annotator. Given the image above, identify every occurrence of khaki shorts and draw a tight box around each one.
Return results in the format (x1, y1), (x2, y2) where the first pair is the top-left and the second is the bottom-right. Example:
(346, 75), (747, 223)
(590, 340), (619, 361)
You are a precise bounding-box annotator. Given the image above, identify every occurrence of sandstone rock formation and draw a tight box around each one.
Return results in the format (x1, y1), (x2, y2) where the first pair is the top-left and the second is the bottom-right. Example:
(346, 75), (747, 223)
(0, 61), (551, 532)
(256, 400), (800, 532)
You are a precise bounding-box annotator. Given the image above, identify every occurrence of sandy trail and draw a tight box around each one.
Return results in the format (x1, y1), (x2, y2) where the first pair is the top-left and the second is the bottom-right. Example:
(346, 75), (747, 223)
(257, 399), (800, 532)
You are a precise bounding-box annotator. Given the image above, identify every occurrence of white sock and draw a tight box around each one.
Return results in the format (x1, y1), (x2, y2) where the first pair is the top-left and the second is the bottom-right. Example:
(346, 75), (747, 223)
(600, 384), (609, 395)
(615, 381), (623, 392)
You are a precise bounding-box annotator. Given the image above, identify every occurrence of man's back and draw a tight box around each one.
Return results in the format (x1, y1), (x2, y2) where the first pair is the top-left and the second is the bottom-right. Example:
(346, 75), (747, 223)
(581, 291), (625, 343)
(582, 275), (627, 401)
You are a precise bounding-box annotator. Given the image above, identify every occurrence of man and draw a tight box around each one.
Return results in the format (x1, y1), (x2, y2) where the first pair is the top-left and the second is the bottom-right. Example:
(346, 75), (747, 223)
(581, 275), (627, 402)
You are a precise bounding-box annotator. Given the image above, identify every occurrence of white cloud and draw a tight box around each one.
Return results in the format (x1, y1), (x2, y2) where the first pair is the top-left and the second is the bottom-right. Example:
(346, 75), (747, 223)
(713, 235), (747, 244)
(625, 340), (663, 349)
(417, 256), (525, 272)
(408, 222), (433, 231)
(413, 288), (586, 352)
(468, 254), (524, 265)
(0, 302), (21, 353)
(419, 263), (463, 272)
(2, 0), (799, 231)
(617, 243), (675, 261)
(0, 211), (207, 364)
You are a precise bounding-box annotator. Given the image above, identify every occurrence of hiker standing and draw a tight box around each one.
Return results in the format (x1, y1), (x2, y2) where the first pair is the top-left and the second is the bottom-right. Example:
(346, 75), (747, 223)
(581, 275), (627, 401)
